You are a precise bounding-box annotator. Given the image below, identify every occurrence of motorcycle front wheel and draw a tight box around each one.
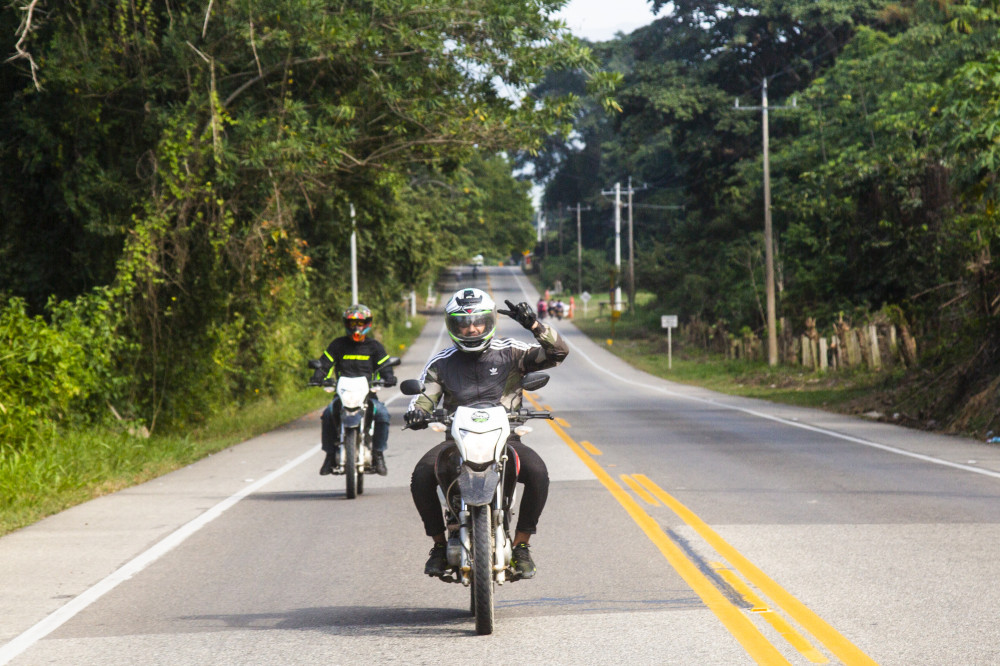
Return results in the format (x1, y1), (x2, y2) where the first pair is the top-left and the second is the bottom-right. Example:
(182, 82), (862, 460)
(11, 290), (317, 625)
(344, 429), (358, 499)
(472, 505), (495, 635)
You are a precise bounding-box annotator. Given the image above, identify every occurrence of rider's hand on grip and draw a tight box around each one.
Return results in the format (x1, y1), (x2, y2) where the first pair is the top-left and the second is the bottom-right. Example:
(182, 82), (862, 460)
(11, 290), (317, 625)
(405, 409), (430, 430)
(497, 299), (537, 330)
(382, 376), (397, 387)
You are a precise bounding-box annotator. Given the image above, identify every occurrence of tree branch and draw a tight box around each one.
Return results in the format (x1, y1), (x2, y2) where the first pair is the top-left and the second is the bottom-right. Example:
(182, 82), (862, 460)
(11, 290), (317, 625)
(7, 0), (43, 91)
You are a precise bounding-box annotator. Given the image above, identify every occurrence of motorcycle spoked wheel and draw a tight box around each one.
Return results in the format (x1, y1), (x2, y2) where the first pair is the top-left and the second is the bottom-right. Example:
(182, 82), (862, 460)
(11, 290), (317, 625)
(344, 429), (358, 499)
(472, 505), (495, 635)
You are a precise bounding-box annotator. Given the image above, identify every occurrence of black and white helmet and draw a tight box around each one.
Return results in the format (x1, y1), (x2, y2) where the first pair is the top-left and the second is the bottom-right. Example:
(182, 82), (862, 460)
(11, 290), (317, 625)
(444, 287), (497, 353)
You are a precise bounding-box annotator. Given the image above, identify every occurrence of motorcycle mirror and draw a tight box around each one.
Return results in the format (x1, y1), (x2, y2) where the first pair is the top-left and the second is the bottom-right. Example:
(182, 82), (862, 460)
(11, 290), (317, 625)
(307, 359), (322, 370)
(521, 372), (550, 392)
(399, 379), (425, 396)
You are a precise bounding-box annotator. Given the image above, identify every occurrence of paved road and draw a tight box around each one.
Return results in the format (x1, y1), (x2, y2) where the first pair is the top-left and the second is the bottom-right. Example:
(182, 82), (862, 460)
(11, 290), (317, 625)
(3, 266), (1000, 665)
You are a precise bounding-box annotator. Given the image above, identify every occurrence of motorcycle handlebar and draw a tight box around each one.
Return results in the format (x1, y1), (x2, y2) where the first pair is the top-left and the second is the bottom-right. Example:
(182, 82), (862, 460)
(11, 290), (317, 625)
(307, 379), (395, 388)
(400, 408), (552, 429)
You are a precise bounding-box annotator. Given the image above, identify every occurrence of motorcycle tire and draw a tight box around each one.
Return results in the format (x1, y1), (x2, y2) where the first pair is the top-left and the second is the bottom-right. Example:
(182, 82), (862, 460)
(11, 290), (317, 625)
(344, 429), (358, 499)
(472, 505), (495, 635)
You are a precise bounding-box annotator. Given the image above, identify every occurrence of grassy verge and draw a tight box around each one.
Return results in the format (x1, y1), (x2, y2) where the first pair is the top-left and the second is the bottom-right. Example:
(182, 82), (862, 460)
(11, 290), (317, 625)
(573, 318), (888, 410)
(527, 272), (889, 414)
(0, 314), (425, 537)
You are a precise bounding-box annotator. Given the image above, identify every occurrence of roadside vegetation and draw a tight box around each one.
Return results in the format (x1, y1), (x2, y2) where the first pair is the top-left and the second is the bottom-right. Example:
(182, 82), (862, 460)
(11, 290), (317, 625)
(0, 316), (424, 537)
(528, 1), (1000, 439)
(574, 305), (889, 413)
(539, 284), (960, 437)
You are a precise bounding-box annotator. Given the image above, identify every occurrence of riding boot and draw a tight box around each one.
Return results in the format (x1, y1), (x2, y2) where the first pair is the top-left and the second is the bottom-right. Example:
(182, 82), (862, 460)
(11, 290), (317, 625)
(373, 450), (388, 476)
(319, 450), (338, 476)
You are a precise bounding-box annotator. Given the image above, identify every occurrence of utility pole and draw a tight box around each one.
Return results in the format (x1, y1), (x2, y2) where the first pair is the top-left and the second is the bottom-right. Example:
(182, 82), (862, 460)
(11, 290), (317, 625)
(350, 203), (358, 305)
(736, 78), (796, 366)
(599, 183), (623, 311)
(625, 178), (649, 314)
(568, 203), (592, 295)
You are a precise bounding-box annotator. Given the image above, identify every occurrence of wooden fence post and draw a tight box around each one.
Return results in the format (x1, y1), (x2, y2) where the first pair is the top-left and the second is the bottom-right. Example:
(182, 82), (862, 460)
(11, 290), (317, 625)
(868, 324), (882, 370)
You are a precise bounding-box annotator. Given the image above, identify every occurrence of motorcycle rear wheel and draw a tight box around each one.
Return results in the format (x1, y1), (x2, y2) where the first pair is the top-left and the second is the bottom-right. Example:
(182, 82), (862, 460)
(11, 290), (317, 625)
(344, 429), (358, 499)
(472, 505), (495, 635)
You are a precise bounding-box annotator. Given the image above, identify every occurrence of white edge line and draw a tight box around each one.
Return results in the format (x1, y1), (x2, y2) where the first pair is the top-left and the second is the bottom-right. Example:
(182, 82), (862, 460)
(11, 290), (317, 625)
(0, 444), (319, 665)
(510, 271), (1000, 482)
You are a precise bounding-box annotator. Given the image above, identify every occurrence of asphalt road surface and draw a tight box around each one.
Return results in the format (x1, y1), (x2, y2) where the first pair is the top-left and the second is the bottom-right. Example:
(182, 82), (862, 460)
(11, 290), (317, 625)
(3, 266), (1000, 665)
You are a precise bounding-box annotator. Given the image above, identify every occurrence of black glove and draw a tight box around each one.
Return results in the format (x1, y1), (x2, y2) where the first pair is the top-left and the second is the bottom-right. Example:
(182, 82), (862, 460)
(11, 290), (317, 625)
(405, 410), (430, 430)
(497, 299), (537, 330)
(382, 376), (397, 387)
(308, 369), (326, 385)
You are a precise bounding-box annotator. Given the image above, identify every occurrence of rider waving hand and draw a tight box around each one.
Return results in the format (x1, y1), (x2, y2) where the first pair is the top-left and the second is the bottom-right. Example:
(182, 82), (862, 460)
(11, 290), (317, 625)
(406, 288), (568, 579)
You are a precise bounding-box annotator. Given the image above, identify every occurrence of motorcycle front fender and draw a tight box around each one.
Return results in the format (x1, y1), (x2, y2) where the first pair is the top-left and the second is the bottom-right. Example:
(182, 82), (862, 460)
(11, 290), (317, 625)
(341, 411), (364, 428)
(457, 466), (500, 506)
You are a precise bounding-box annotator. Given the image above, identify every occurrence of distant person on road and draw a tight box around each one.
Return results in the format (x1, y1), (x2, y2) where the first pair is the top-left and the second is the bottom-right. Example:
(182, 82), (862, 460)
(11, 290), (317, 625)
(536, 298), (547, 320)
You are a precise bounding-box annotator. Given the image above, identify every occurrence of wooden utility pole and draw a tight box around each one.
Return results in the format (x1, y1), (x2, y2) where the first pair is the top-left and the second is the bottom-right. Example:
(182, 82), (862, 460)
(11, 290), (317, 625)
(569, 203), (592, 295)
(736, 78), (796, 366)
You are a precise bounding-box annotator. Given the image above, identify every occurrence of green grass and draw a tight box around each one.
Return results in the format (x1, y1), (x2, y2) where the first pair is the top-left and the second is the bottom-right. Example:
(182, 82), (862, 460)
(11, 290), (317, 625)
(526, 270), (887, 412)
(0, 314), (426, 537)
(576, 325), (886, 410)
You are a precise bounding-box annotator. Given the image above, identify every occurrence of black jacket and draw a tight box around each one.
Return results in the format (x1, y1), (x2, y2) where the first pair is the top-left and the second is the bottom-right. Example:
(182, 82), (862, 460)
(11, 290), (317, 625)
(313, 336), (395, 384)
(408, 322), (568, 415)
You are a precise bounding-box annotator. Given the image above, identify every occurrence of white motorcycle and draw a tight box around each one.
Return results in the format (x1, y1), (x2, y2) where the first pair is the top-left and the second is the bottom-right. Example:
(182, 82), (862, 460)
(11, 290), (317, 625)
(308, 357), (400, 499)
(400, 372), (552, 635)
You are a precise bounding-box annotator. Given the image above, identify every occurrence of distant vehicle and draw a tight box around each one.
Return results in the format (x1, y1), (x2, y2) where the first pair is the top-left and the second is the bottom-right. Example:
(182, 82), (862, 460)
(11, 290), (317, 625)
(472, 254), (484, 266)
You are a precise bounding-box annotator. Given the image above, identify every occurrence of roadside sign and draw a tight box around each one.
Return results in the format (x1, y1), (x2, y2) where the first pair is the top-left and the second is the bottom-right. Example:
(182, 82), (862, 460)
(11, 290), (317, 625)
(661, 315), (678, 370)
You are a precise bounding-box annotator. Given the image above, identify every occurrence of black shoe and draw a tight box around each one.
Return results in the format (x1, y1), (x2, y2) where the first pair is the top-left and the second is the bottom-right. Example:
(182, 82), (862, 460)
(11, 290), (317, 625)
(373, 450), (387, 476)
(424, 543), (448, 577)
(319, 451), (337, 476)
(511, 543), (536, 579)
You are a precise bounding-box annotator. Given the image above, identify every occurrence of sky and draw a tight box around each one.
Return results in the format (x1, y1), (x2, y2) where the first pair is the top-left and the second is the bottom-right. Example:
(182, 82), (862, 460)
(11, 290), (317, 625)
(553, 0), (661, 42)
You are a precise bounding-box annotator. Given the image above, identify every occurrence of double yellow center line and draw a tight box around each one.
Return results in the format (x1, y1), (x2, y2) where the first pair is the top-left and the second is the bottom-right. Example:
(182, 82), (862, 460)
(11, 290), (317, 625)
(524, 392), (877, 666)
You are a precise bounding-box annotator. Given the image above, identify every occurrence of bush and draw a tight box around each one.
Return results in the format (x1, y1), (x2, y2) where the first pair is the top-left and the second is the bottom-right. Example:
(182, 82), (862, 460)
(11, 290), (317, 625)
(0, 291), (123, 454)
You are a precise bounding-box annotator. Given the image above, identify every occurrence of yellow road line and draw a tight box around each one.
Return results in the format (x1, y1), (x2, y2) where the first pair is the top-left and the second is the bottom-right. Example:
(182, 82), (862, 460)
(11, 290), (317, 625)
(634, 475), (877, 666)
(580, 440), (602, 456)
(534, 414), (791, 664)
(714, 566), (829, 664)
(620, 474), (661, 506)
(555, 417), (571, 428)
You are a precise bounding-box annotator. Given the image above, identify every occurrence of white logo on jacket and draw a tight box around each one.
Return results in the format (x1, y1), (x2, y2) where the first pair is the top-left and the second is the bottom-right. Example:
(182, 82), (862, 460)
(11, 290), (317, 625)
(489, 367), (499, 376)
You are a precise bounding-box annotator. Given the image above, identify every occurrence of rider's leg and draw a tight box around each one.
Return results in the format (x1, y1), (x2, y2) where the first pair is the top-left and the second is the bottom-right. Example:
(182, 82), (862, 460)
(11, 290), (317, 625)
(411, 443), (449, 574)
(509, 439), (548, 578)
(510, 440), (549, 539)
(370, 398), (390, 475)
(319, 400), (342, 475)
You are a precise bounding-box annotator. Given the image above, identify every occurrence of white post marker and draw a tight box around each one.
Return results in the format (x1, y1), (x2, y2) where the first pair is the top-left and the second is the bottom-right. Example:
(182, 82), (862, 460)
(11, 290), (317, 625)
(661, 314), (678, 369)
(580, 291), (591, 317)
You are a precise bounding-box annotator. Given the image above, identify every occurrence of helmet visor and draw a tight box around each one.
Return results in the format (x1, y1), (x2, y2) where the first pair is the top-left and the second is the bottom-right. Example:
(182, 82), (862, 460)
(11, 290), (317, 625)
(446, 310), (496, 343)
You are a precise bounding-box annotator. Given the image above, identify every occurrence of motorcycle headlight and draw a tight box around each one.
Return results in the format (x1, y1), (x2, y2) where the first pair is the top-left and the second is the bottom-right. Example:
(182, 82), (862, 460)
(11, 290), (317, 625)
(338, 387), (367, 408)
(459, 428), (503, 464)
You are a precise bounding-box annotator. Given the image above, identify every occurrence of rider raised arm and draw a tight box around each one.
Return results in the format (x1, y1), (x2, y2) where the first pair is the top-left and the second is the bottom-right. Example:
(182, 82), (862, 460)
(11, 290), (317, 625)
(405, 287), (568, 579)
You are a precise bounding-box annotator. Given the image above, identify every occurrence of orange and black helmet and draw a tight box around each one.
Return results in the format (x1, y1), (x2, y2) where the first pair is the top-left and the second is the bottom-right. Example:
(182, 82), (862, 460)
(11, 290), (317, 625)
(343, 304), (373, 342)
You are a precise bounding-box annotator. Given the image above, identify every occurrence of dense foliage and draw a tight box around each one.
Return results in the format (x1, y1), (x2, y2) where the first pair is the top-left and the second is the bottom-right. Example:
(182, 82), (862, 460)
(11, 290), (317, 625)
(529, 0), (1000, 432)
(1, 0), (612, 446)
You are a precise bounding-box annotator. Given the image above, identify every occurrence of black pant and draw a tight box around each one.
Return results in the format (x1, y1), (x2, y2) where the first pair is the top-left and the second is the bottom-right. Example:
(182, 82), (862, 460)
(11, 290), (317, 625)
(410, 437), (549, 537)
